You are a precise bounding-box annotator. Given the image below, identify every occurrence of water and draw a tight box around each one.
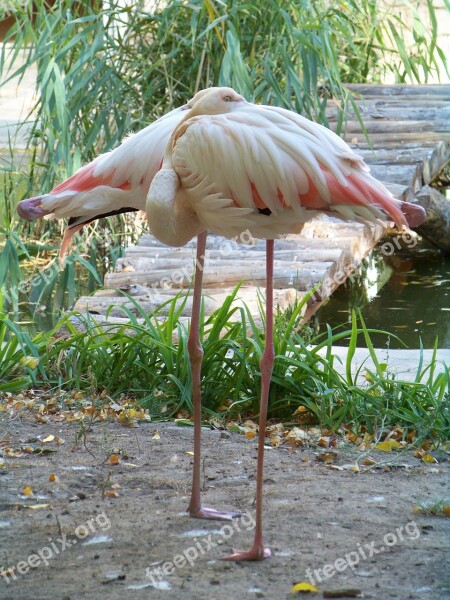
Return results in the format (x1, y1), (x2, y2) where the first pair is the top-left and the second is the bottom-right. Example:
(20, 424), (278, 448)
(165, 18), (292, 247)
(313, 237), (450, 349)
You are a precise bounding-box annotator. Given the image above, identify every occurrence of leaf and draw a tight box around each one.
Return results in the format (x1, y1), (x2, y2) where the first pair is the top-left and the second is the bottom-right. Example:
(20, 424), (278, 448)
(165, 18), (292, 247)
(108, 454), (120, 465)
(291, 581), (319, 593)
(49, 473), (58, 482)
(42, 434), (55, 443)
(422, 453), (438, 464)
(105, 490), (119, 498)
(152, 431), (160, 440)
(22, 486), (33, 497)
(317, 452), (337, 464)
(376, 440), (402, 452)
(286, 427), (309, 447)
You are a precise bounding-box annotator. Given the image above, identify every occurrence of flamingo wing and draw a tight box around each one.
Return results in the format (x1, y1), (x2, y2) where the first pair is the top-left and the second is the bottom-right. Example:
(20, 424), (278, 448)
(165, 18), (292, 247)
(17, 106), (188, 225)
(171, 103), (423, 239)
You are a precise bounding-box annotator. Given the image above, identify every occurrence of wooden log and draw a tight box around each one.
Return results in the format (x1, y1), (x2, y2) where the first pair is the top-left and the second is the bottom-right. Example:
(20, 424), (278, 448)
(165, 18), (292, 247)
(326, 101), (450, 128)
(345, 131), (448, 147)
(126, 234), (351, 254)
(413, 185), (450, 252)
(74, 286), (306, 319)
(116, 247), (344, 273)
(368, 163), (423, 188)
(332, 119), (450, 135)
(422, 141), (450, 185)
(104, 262), (332, 291)
(345, 84), (450, 97)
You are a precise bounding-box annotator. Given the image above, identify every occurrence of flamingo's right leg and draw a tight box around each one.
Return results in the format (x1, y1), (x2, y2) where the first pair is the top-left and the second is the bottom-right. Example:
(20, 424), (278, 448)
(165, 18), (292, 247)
(187, 231), (241, 522)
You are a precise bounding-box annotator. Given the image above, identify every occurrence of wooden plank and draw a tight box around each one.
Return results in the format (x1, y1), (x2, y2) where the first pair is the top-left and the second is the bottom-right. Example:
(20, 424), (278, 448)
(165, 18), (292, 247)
(104, 262), (332, 291)
(331, 119), (450, 135)
(345, 84), (450, 97)
(368, 163), (423, 189)
(115, 248), (344, 273)
(347, 131), (448, 148)
(422, 141), (450, 185)
(73, 287), (307, 320)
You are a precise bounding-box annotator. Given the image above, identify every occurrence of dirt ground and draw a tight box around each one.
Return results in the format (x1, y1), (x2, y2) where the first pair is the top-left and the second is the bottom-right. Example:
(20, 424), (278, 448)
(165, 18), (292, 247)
(0, 412), (449, 600)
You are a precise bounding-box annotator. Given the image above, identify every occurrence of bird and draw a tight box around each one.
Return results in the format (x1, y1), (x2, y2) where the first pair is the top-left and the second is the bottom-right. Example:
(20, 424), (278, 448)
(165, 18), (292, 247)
(18, 86), (426, 561)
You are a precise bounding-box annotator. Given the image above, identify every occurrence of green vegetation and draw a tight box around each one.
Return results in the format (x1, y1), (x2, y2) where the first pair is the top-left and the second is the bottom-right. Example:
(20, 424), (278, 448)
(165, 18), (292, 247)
(1, 291), (448, 444)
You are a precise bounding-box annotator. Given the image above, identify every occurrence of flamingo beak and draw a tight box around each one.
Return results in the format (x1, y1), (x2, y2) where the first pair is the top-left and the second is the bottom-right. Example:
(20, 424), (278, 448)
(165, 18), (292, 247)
(400, 202), (427, 228)
(17, 197), (49, 220)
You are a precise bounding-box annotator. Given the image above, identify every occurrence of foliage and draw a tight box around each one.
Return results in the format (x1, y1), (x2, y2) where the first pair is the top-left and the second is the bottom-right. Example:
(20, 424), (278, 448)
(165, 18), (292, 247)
(1, 291), (448, 442)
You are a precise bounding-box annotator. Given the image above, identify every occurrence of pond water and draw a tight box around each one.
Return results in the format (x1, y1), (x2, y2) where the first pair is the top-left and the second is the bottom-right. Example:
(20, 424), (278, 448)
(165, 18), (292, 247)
(313, 237), (450, 349)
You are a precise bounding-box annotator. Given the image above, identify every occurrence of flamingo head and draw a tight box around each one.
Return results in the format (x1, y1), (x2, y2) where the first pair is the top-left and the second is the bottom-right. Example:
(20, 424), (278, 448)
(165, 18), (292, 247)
(187, 87), (247, 115)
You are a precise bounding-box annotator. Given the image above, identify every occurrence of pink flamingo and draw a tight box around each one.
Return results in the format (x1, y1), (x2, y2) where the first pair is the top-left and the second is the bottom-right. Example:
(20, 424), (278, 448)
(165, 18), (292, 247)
(18, 87), (426, 561)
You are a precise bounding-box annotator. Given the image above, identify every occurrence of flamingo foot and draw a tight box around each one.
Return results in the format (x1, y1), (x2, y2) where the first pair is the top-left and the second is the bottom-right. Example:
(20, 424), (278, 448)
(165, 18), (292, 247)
(222, 546), (271, 561)
(189, 506), (241, 521)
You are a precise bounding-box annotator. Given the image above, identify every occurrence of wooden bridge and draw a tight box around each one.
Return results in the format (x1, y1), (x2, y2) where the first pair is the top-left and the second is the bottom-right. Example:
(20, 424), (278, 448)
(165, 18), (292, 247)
(73, 84), (450, 325)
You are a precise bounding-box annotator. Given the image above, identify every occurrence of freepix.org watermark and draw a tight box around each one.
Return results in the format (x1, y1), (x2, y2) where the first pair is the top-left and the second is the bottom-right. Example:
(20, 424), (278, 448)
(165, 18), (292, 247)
(320, 230), (418, 296)
(1, 512), (111, 584)
(305, 520), (420, 586)
(146, 511), (255, 585)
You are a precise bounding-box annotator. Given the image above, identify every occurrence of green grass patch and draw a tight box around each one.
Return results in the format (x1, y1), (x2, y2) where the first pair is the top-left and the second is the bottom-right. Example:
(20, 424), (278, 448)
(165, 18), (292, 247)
(1, 291), (448, 445)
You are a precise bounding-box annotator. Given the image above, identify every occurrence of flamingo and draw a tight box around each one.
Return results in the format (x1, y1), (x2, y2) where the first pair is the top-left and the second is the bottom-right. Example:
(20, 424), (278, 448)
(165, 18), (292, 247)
(18, 86), (426, 561)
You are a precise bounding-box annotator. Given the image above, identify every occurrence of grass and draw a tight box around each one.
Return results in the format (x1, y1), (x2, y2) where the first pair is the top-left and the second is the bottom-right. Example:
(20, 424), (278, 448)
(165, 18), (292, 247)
(1, 290), (448, 445)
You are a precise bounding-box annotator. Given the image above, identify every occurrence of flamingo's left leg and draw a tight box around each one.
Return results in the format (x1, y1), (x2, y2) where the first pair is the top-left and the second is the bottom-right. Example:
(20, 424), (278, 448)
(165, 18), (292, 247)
(187, 231), (241, 521)
(223, 239), (274, 560)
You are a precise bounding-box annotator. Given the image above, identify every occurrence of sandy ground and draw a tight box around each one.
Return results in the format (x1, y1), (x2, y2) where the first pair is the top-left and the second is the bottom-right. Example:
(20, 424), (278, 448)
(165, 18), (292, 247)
(0, 414), (449, 600)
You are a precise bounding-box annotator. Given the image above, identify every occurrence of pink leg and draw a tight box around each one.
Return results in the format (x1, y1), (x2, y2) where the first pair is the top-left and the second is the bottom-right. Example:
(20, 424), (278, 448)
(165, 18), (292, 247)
(224, 239), (274, 561)
(188, 232), (241, 521)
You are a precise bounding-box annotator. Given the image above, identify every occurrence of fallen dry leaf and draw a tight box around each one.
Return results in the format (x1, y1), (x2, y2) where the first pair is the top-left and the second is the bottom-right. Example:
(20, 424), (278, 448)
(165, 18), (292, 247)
(291, 581), (319, 594)
(376, 440), (402, 452)
(421, 453), (438, 464)
(105, 490), (119, 498)
(317, 452), (337, 464)
(286, 427), (309, 447)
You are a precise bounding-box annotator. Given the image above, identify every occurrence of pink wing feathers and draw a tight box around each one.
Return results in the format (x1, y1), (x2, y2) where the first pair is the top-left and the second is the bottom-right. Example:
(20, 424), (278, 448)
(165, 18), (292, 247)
(17, 106), (188, 258)
(170, 103), (425, 240)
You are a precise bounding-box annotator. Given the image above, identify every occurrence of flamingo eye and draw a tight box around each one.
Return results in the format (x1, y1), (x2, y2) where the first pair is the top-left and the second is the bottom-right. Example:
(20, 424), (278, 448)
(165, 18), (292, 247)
(223, 95), (232, 102)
